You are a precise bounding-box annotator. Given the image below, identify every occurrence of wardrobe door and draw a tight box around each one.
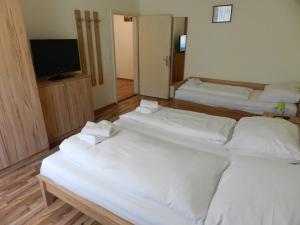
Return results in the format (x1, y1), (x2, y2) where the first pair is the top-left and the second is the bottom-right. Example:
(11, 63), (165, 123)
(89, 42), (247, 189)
(0, 0), (49, 169)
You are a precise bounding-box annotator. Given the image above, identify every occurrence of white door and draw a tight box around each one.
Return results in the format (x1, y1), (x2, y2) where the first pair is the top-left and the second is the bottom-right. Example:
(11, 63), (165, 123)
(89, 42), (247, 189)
(139, 15), (172, 99)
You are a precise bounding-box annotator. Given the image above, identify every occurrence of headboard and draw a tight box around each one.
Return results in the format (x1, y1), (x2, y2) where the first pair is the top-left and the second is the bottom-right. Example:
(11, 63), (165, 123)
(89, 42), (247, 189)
(190, 76), (266, 90)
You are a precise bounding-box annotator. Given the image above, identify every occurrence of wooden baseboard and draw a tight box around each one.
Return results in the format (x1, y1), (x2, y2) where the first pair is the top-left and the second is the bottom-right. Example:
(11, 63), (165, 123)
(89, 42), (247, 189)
(49, 127), (85, 149)
(0, 148), (56, 179)
(117, 78), (134, 82)
(94, 103), (118, 117)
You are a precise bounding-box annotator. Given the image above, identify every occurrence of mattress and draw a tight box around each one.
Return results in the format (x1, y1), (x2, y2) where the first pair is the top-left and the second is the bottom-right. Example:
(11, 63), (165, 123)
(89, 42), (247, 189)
(175, 89), (297, 116)
(41, 151), (195, 225)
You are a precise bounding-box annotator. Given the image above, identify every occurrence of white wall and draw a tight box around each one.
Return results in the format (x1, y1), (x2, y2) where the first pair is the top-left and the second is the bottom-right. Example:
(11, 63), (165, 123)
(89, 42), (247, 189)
(172, 17), (186, 52)
(21, 0), (139, 109)
(139, 0), (300, 84)
(114, 15), (134, 80)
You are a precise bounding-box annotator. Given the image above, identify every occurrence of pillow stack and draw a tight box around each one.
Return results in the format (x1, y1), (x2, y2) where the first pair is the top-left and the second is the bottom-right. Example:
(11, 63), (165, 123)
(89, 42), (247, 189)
(136, 100), (161, 114)
(78, 120), (116, 144)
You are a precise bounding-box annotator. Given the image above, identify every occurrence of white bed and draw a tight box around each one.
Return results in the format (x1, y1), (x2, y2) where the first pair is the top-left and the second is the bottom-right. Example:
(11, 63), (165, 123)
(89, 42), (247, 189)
(41, 127), (230, 225)
(175, 88), (297, 116)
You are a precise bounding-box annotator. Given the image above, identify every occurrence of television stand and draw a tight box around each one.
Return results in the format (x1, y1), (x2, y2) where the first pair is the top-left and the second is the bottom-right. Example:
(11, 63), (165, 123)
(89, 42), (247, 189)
(37, 74), (94, 146)
(47, 74), (75, 81)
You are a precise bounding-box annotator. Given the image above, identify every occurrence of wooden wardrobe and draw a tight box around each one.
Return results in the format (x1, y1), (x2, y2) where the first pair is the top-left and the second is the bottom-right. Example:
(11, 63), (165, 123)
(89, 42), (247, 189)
(0, 0), (49, 170)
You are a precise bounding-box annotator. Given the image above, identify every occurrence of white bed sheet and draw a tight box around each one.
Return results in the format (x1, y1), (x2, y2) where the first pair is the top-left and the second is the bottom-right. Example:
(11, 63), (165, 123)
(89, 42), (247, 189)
(41, 152), (195, 225)
(175, 89), (297, 116)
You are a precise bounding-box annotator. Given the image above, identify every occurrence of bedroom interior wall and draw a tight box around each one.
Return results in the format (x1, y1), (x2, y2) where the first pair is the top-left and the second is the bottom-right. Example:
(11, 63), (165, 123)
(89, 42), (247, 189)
(172, 18), (186, 52)
(139, 0), (300, 84)
(21, 0), (139, 110)
(113, 15), (134, 80)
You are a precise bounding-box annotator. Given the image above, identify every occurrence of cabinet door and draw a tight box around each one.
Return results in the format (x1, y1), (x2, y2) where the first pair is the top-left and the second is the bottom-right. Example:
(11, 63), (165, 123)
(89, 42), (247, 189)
(65, 78), (94, 130)
(39, 84), (71, 141)
(172, 53), (185, 82)
(0, 0), (49, 169)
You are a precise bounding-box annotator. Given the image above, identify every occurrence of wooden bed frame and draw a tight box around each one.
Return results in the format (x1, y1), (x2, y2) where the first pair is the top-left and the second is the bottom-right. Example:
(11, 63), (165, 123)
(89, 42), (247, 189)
(38, 175), (133, 225)
(172, 77), (300, 120)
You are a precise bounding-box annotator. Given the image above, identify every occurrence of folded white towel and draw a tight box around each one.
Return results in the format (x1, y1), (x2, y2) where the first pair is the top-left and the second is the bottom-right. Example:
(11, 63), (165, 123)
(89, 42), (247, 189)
(140, 100), (159, 109)
(77, 133), (107, 145)
(136, 106), (160, 114)
(81, 121), (114, 137)
(60, 135), (92, 153)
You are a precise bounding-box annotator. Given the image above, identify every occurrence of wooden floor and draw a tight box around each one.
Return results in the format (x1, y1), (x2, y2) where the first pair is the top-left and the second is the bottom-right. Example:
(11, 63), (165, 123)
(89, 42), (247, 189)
(117, 78), (135, 101)
(1, 95), (173, 225)
(95, 95), (173, 122)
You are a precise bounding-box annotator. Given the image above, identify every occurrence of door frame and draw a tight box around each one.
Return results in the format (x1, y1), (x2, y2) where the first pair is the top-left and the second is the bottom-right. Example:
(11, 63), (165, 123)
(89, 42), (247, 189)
(111, 10), (139, 103)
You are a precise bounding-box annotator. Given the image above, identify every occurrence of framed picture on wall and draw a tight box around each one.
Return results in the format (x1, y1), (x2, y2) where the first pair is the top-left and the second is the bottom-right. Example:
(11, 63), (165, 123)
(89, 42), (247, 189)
(212, 4), (233, 23)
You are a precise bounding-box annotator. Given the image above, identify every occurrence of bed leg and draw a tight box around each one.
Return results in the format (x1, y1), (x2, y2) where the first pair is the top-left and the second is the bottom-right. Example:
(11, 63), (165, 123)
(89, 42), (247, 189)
(39, 178), (55, 207)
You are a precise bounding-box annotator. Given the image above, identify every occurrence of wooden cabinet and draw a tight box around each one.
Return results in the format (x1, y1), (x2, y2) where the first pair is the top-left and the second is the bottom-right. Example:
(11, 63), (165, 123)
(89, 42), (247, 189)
(39, 84), (71, 141)
(38, 76), (94, 144)
(0, 0), (49, 170)
(65, 78), (94, 130)
(172, 52), (185, 83)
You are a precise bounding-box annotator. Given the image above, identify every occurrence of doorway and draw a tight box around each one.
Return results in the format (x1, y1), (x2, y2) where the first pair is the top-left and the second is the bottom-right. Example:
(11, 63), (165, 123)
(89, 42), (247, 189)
(113, 14), (138, 102)
(171, 17), (188, 84)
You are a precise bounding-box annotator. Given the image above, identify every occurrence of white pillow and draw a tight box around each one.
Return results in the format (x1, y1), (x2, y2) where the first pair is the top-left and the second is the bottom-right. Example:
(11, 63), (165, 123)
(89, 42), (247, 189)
(185, 78), (202, 87)
(226, 117), (300, 163)
(205, 156), (300, 225)
(260, 84), (300, 103)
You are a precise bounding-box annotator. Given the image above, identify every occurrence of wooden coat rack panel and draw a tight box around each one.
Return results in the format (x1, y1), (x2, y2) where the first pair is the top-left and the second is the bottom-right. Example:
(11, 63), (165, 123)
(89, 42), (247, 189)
(74, 10), (88, 75)
(93, 11), (104, 85)
(74, 9), (104, 87)
(84, 10), (97, 86)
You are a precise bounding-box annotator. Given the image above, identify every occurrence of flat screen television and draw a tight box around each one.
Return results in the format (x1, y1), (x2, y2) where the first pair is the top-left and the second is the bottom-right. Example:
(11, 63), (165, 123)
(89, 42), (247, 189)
(179, 34), (187, 53)
(30, 39), (81, 80)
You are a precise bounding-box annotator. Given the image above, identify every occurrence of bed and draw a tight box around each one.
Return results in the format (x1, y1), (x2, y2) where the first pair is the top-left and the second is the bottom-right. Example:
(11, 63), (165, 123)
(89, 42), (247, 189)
(173, 77), (300, 120)
(39, 126), (231, 225)
(38, 107), (300, 225)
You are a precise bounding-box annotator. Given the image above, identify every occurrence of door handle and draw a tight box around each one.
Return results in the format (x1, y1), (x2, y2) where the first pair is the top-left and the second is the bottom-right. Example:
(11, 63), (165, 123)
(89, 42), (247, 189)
(163, 56), (170, 67)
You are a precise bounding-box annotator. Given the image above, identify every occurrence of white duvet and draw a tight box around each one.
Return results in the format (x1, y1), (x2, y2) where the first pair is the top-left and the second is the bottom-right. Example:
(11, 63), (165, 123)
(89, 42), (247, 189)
(120, 107), (236, 144)
(59, 129), (229, 225)
(180, 82), (253, 100)
(205, 156), (300, 225)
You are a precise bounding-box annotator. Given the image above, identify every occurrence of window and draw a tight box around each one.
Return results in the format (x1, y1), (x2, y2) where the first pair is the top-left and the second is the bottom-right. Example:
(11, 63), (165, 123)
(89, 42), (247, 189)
(213, 5), (233, 23)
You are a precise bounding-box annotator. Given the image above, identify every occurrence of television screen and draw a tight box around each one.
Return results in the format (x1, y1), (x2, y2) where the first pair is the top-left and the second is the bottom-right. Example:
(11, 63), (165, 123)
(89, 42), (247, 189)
(30, 39), (81, 78)
(179, 35), (187, 52)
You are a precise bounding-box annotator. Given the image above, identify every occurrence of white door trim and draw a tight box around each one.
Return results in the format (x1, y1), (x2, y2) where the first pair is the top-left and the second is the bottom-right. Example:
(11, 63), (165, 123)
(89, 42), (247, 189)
(111, 10), (139, 103)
